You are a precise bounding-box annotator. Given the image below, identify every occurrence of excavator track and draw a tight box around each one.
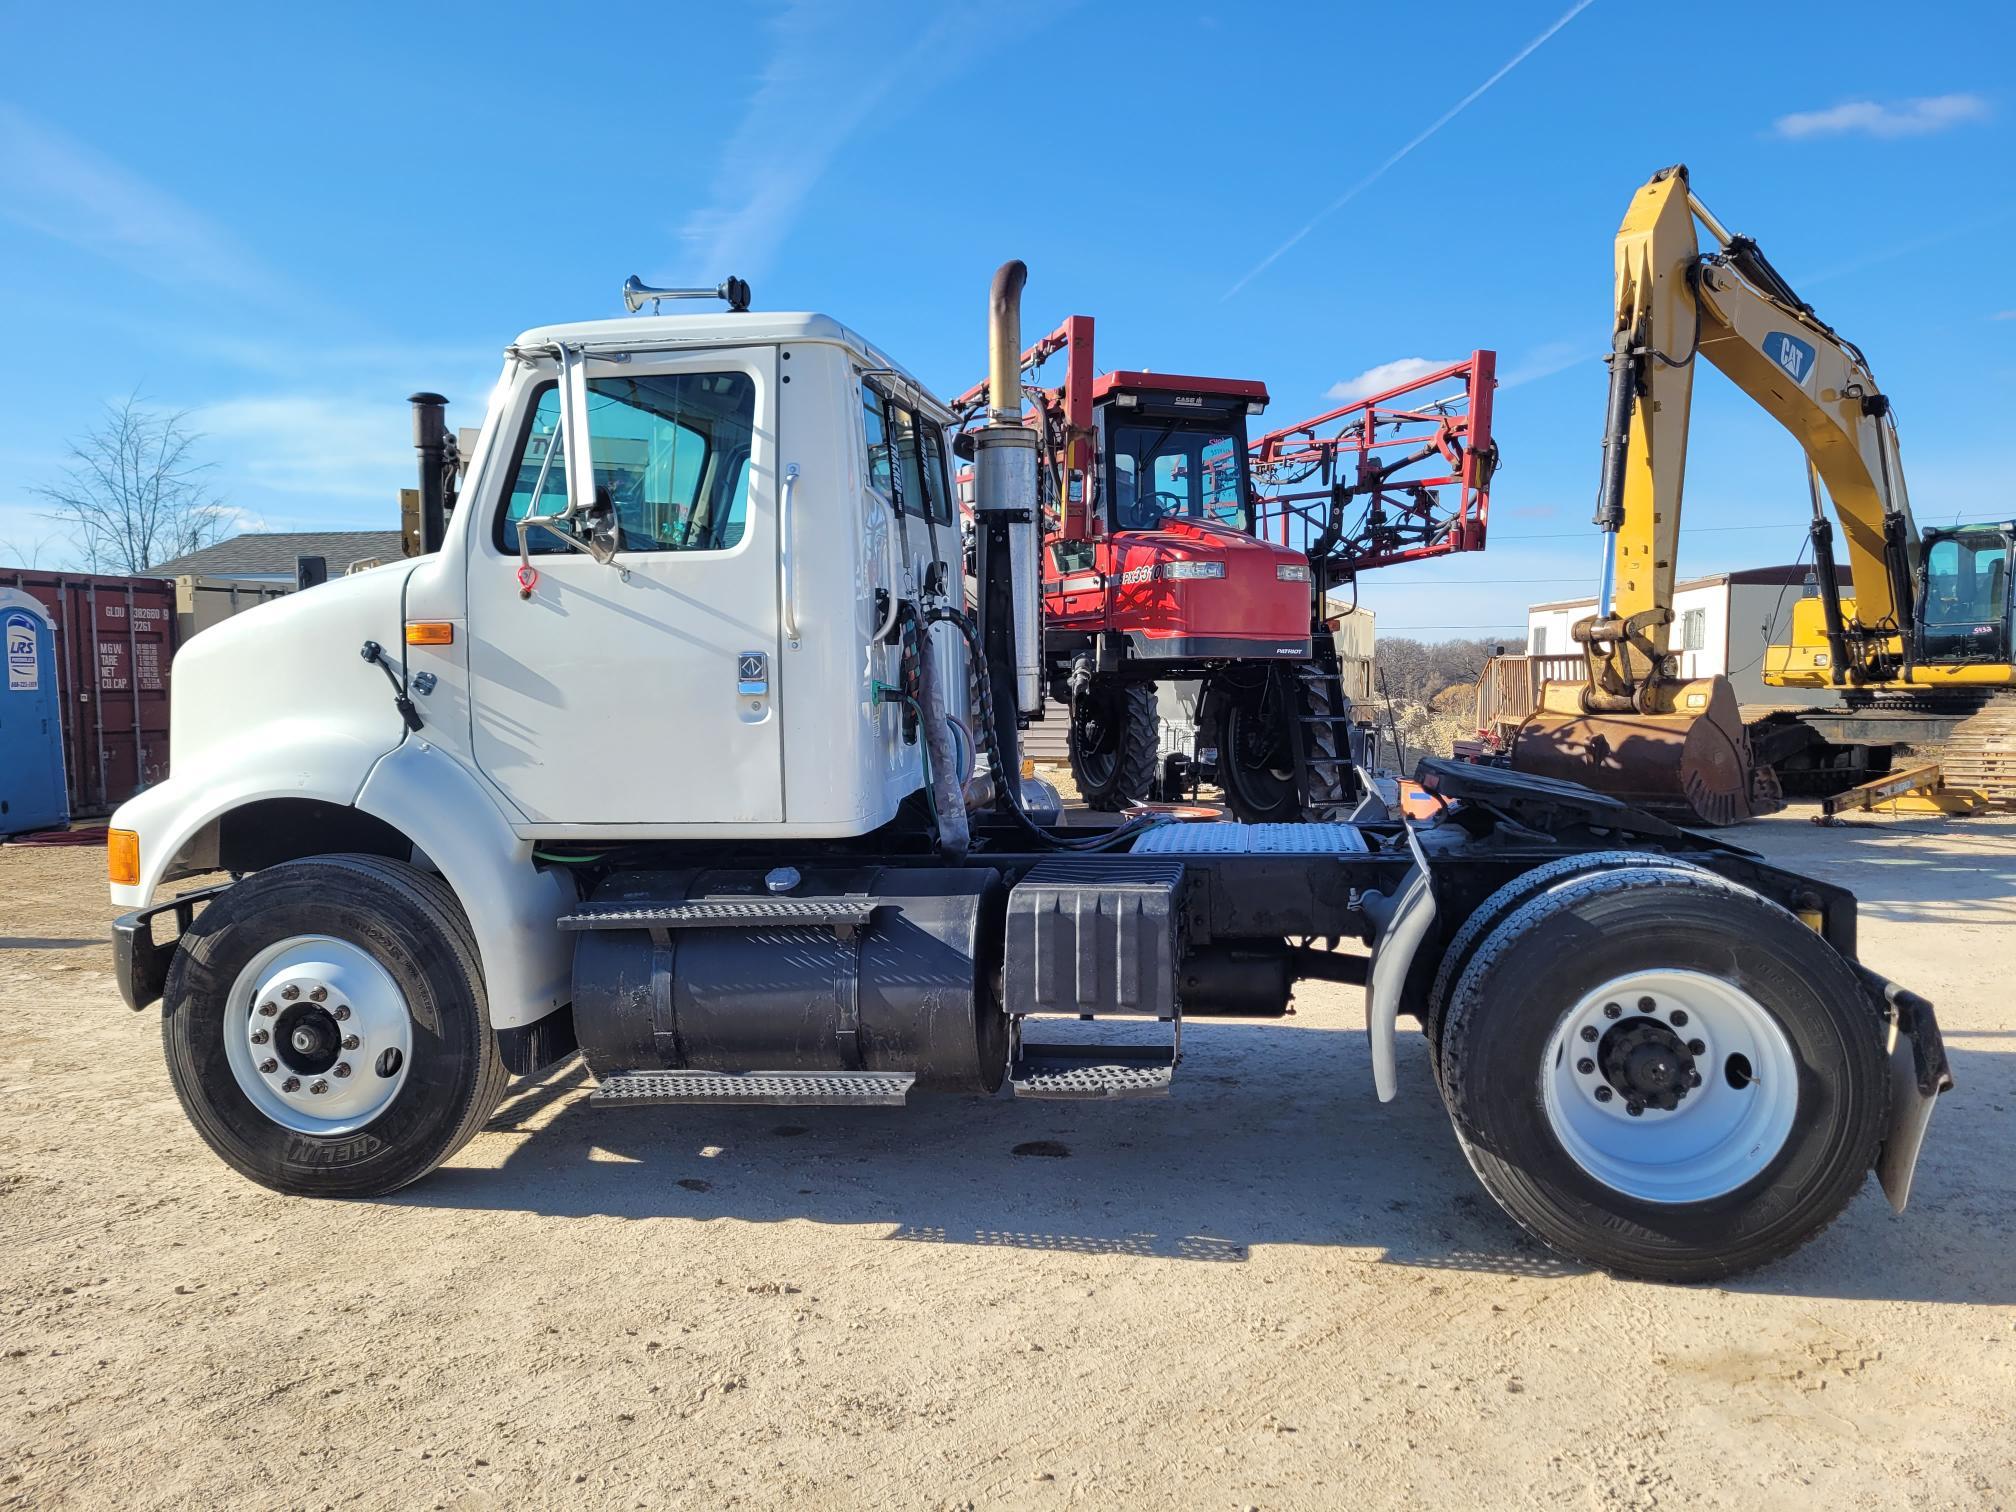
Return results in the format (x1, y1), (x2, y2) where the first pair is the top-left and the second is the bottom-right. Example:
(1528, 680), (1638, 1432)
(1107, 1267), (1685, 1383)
(1929, 696), (2016, 806)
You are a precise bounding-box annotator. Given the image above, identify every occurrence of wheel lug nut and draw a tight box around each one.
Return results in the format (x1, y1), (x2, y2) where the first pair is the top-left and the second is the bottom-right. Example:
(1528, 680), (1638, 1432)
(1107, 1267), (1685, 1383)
(1637, 996), (1655, 1012)
(1594, 1086), (1613, 1103)
(251, 1028), (270, 1045)
(334, 1005), (351, 1022)
(1626, 1100), (1644, 1116)
(1669, 1009), (1689, 1027)
(309, 1079), (329, 1095)
(1576, 1057), (1595, 1075)
(258, 1002), (278, 1018)
(281, 1076), (301, 1092)
(1580, 1025), (1599, 1043)
(281, 985), (301, 1001)
(260, 1059), (278, 1074)
(334, 1062), (352, 1078)
(309, 985), (328, 1002)
(1603, 1002), (1621, 1019)
(1687, 1038), (1705, 1056)
(342, 1035), (360, 1050)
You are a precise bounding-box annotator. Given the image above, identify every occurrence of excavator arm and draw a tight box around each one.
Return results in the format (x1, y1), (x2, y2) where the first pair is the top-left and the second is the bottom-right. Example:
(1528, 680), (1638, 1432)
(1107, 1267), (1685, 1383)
(1595, 164), (1916, 694)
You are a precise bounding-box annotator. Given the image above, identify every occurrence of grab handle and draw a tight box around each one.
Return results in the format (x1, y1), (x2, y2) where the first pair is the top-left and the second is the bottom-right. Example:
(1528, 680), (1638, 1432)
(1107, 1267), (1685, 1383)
(779, 462), (802, 641)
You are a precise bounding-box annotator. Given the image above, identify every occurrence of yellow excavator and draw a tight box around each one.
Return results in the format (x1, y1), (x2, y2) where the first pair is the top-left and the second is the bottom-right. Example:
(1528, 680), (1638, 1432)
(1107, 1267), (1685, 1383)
(1512, 164), (2016, 824)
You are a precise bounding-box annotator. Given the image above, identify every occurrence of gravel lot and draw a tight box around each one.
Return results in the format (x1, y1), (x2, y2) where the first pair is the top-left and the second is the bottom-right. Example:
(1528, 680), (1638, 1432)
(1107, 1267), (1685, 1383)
(3, 809), (2012, 1509)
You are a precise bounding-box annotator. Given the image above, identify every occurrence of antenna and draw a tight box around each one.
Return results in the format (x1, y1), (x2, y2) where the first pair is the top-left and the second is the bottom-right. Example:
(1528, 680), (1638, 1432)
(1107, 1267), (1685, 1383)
(621, 275), (753, 314)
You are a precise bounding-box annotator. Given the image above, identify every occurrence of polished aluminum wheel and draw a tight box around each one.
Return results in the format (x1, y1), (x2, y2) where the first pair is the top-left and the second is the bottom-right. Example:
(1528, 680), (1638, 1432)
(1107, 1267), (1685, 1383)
(221, 935), (412, 1135)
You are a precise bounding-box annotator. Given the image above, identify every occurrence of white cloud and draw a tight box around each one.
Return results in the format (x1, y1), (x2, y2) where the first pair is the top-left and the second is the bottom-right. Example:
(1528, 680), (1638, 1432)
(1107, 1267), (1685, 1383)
(1994, 310), (2016, 321)
(0, 103), (287, 303)
(671, 1), (1006, 283)
(1325, 357), (1453, 405)
(1498, 340), (1598, 388)
(1772, 93), (1991, 140)
(195, 394), (416, 514)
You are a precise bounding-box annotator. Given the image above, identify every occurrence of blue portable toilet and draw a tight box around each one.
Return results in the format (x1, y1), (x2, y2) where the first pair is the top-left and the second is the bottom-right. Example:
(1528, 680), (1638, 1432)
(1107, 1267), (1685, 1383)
(1, 588), (69, 837)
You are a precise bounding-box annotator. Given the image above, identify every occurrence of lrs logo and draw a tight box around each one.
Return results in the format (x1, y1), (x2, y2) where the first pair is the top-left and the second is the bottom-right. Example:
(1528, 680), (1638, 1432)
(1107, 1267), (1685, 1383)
(1764, 331), (1817, 388)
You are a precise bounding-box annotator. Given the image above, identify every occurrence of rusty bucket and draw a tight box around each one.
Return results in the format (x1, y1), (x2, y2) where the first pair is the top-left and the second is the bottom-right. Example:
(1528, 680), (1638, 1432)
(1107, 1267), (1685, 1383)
(1509, 676), (1780, 827)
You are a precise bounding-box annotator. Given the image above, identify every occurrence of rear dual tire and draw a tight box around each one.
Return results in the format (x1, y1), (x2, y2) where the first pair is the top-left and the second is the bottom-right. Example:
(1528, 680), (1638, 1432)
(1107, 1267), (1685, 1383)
(162, 854), (505, 1199)
(1436, 865), (1890, 1282)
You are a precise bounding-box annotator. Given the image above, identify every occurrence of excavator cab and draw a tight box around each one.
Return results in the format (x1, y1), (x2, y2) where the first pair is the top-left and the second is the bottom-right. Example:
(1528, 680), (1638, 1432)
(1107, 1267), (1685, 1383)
(1918, 522), (2014, 665)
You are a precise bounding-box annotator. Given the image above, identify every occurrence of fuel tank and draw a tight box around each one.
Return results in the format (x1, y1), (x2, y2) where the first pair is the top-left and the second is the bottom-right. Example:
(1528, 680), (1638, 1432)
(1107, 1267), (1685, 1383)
(571, 867), (1007, 1092)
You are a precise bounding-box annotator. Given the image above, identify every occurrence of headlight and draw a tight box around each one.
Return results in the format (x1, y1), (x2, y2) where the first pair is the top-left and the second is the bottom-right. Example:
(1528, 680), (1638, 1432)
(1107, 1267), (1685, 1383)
(1276, 562), (1312, 583)
(1161, 560), (1227, 581)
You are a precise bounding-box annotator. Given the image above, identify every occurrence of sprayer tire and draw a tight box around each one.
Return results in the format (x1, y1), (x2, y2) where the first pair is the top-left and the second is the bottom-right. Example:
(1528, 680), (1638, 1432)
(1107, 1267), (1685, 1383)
(1069, 681), (1158, 810)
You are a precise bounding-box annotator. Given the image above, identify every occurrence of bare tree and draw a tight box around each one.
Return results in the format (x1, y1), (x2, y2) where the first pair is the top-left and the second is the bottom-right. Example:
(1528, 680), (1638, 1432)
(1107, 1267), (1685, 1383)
(31, 394), (229, 573)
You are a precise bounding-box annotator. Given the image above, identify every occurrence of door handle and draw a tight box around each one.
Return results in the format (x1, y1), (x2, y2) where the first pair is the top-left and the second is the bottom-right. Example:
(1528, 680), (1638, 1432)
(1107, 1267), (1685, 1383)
(779, 462), (802, 641)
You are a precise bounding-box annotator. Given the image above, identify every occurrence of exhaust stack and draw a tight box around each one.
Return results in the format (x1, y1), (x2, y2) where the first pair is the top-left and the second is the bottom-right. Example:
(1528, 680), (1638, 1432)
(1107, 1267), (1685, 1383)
(971, 261), (1044, 804)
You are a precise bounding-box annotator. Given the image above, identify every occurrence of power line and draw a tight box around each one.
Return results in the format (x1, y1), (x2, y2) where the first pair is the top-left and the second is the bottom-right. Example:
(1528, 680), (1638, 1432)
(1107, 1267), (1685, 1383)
(1362, 575), (1588, 586)
(1491, 522), (1793, 541)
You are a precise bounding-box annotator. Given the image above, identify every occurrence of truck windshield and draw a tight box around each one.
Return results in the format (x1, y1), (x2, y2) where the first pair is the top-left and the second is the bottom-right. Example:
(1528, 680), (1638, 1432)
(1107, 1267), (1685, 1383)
(1108, 422), (1251, 533)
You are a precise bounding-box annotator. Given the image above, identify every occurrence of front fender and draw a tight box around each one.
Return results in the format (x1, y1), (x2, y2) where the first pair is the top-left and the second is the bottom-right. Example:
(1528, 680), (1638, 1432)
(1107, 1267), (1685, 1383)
(108, 722), (395, 909)
(356, 740), (575, 1031)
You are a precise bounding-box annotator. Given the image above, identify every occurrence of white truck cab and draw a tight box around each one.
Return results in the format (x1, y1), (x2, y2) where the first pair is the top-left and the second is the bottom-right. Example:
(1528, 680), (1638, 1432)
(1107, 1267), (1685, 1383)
(112, 306), (965, 1033)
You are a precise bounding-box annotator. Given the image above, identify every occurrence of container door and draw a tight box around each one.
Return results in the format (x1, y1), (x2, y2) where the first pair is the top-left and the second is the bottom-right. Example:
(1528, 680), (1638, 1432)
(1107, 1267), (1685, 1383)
(465, 349), (783, 826)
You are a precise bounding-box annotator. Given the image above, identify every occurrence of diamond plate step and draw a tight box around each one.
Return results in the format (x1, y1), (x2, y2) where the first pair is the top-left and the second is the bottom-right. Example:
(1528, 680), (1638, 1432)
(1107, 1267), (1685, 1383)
(1009, 1042), (1175, 1100)
(589, 1070), (915, 1107)
(559, 898), (880, 932)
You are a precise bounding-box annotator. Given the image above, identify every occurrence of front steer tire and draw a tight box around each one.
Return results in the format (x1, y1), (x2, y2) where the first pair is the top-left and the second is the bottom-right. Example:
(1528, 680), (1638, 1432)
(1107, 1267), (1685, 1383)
(1439, 867), (1889, 1283)
(162, 854), (506, 1198)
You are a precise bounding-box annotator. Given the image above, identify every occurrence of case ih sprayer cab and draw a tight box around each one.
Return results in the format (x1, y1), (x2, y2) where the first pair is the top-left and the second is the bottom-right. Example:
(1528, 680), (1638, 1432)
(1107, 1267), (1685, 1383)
(107, 261), (1948, 1282)
(951, 317), (1324, 817)
(954, 322), (1497, 822)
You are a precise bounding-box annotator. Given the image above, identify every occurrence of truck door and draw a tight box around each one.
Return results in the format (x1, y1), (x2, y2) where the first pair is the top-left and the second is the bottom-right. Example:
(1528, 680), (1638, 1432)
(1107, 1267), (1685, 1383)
(465, 348), (783, 826)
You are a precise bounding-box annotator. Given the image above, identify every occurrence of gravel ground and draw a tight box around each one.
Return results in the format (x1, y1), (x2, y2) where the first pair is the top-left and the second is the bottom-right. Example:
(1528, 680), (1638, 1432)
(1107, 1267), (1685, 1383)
(2, 809), (2012, 1510)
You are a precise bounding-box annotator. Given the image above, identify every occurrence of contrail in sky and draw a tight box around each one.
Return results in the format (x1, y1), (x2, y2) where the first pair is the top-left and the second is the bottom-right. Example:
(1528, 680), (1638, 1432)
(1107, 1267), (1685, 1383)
(1223, 0), (1601, 299)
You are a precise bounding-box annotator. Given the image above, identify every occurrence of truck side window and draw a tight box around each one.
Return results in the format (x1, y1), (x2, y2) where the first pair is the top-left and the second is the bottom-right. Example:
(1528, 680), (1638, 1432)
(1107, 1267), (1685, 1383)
(862, 383), (892, 495)
(500, 372), (757, 554)
(918, 425), (953, 526)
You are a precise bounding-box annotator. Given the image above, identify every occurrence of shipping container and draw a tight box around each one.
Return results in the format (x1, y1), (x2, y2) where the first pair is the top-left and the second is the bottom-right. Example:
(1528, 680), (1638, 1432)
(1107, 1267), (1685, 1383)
(2, 570), (176, 816)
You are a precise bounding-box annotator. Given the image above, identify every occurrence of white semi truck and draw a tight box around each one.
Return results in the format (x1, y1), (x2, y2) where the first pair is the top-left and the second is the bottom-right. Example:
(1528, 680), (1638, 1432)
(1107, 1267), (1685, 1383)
(107, 264), (1948, 1282)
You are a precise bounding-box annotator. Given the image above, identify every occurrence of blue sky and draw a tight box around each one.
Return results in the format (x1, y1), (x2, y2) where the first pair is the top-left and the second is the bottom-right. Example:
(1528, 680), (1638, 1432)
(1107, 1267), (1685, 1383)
(3, 0), (2010, 638)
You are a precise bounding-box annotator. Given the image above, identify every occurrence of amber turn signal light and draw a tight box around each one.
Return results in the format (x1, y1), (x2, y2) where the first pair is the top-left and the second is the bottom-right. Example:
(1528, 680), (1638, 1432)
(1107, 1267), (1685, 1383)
(108, 829), (140, 887)
(405, 622), (455, 646)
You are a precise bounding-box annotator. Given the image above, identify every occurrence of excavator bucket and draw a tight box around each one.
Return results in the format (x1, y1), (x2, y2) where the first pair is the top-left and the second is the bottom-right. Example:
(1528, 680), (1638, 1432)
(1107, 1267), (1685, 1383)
(1508, 675), (1781, 827)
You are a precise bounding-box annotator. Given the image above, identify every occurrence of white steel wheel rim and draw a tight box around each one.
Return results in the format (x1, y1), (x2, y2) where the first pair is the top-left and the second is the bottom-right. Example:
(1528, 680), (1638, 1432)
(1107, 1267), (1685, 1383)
(1540, 968), (1799, 1204)
(221, 934), (413, 1136)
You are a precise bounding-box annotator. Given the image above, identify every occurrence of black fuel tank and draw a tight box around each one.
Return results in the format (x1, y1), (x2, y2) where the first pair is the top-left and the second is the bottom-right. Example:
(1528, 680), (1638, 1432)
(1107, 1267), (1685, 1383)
(570, 867), (1006, 1093)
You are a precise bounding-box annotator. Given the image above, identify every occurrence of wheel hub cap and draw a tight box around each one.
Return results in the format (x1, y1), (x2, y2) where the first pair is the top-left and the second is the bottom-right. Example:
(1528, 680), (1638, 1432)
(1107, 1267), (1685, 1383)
(222, 936), (413, 1135)
(1600, 1018), (1697, 1112)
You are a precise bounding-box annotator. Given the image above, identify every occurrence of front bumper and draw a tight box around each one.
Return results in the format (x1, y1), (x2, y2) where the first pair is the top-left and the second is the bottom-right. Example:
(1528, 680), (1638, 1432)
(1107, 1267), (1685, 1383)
(1857, 967), (1954, 1213)
(112, 883), (231, 1011)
